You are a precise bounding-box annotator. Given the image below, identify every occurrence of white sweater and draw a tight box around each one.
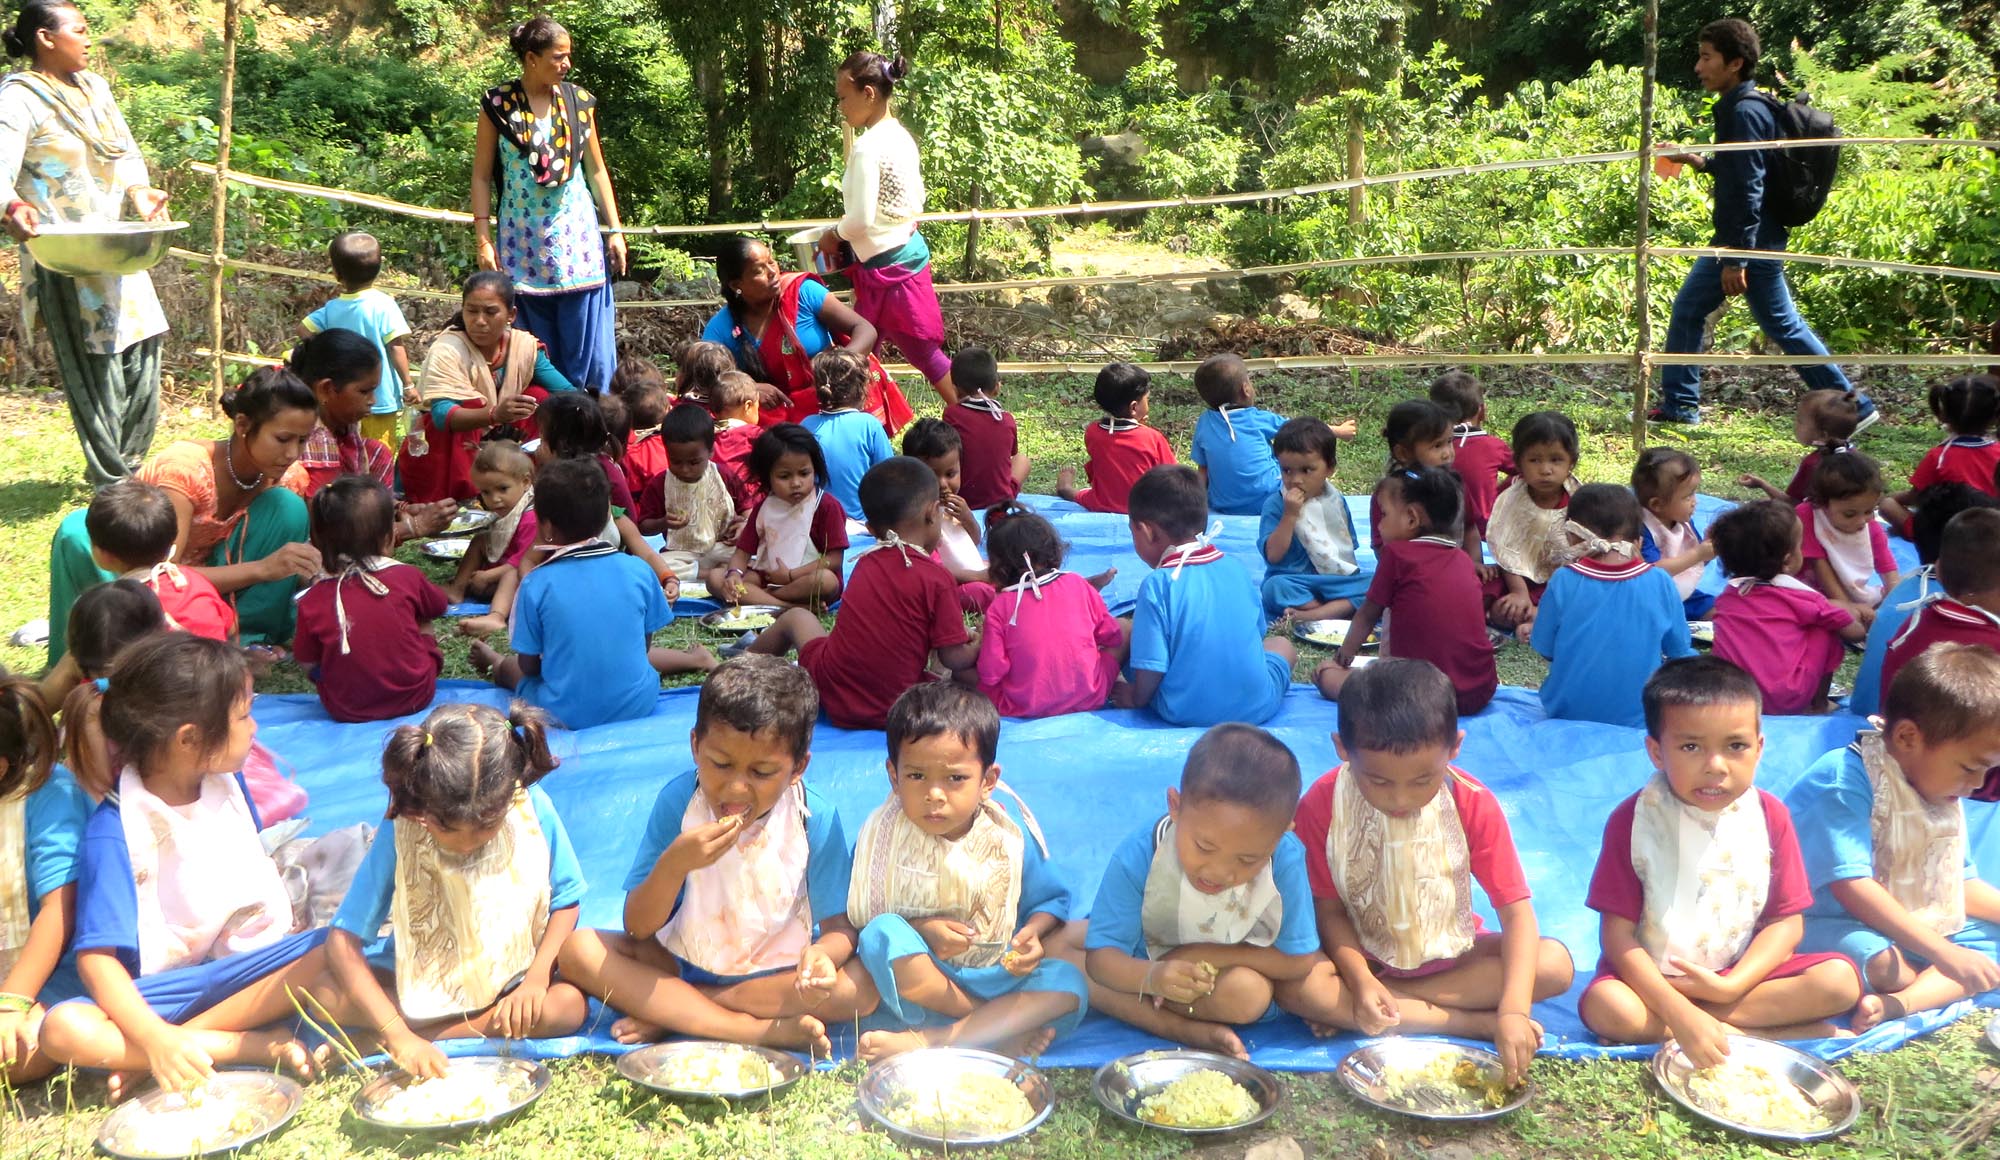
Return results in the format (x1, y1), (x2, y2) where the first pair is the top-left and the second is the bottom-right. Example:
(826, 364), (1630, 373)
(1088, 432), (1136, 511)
(837, 116), (925, 262)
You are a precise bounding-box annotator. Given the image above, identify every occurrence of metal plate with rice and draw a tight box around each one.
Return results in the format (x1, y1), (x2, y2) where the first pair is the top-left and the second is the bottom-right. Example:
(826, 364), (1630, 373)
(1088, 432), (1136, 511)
(1688, 620), (1715, 646)
(350, 1056), (549, 1135)
(1336, 1038), (1532, 1121)
(97, 1071), (302, 1159)
(420, 538), (470, 560)
(1292, 618), (1379, 650)
(615, 1040), (806, 1101)
(700, 605), (781, 632)
(856, 1048), (1053, 1148)
(1651, 1036), (1858, 1142)
(443, 508), (497, 535)
(1091, 1049), (1281, 1135)
(674, 580), (710, 601)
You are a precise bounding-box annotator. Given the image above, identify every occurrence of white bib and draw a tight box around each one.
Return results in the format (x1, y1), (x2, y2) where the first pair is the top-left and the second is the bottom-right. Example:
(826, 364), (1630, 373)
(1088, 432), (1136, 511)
(1629, 773), (1771, 974)
(1138, 817), (1284, 962)
(660, 783), (813, 978)
(118, 768), (292, 976)
(391, 790), (550, 1021)
(1812, 507), (1885, 608)
(753, 491), (824, 573)
(1858, 729), (1967, 938)
(0, 793), (28, 977)
(1294, 487), (1359, 577)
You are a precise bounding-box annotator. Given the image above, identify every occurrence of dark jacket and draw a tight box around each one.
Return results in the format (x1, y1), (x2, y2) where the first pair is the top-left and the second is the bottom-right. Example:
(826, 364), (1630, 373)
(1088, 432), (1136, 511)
(1708, 81), (1788, 263)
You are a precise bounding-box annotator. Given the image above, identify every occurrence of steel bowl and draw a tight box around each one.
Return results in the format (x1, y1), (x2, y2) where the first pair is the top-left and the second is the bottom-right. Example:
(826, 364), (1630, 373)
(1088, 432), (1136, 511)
(1091, 1049), (1281, 1135)
(1292, 618), (1378, 651)
(350, 1055), (550, 1135)
(443, 507), (497, 535)
(1336, 1037), (1532, 1121)
(1986, 1010), (2000, 1053)
(615, 1040), (807, 1102)
(673, 580), (710, 601)
(25, 219), (186, 278)
(856, 1047), (1053, 1148)
(1688, 620), (1715, 646)
(699, 605), (780, 632)
(97, 1070), (302, 1159)
(420, 537), (470, 560)
(1651, 1035), (1858, 1142)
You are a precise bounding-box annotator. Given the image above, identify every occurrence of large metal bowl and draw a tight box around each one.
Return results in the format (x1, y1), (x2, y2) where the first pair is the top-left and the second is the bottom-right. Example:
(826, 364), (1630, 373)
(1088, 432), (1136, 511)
(1336, 1037), (1532, 1121)
(350, 1055), (550, 1135)
(1091, 1049), (1281, 1135)
(856, 1047), (1053, 1148)
(615, 1040), (807, 1102)
(96, 1070), (302, 1159)
(25, 220), (186, 277)
(1651, 1035), (1859, 1142)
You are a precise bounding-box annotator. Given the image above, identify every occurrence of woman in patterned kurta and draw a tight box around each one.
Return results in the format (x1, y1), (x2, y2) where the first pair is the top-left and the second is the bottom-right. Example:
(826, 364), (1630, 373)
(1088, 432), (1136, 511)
(470, 17), (624, 391)
(0, 2), (169, 487)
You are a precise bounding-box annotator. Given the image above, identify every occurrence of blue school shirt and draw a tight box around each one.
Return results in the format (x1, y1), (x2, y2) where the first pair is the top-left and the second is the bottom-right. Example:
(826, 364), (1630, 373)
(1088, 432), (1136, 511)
(72, 773), (263, 976)
(849, 791), (1072, 929)
(1258, 486), (1360, 578)
(330, 785), (585, 957)
(1192, 406), (1285, 516)
(701, 279), (833, 367)
(1084, 819), (1318, 959)
(303, 289), (413, 415)
(510, 545), (673, 729)
(1129, 549), (1286, 726)
(1532, 559), (1695, 728)
(800, 410), (893, 519)
(1849, 568), (1934, 717)
(18, 766), (90, 917)
(625, 771), (852, 928)
(1785, 742), (1979, 923)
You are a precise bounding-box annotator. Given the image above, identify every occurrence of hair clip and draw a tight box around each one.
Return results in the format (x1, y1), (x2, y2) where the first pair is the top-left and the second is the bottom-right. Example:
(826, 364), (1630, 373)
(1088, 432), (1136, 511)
(422, 731), (433, 747)
(1402, 469), (1423, 480)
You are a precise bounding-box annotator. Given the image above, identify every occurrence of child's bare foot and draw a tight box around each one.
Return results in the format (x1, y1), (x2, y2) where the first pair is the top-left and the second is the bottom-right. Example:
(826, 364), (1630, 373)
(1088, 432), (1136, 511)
(457, 613), (506, 638)
(1055, 466), (1079, 501)
(1182, 1021), (1249, 1060)
(761, 1014), (830, 1057)
(610, 1016), (666, 1045)
(468, 640), (501, 676)
(993, 1026), (1057, 1061)
(1087, 567), (1116, 590)
(105, 1070), (145, 1104)
(689, 645), (719, 673)
(857, 1028), (931, 1063)
(267, 1036), (334, 1081)
(1852, 993), (1903, 1032)
(1306, 1019), (1341, 1038)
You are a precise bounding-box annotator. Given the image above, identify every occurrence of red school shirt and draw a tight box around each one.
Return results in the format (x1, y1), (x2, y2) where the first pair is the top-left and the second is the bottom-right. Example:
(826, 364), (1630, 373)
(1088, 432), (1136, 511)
(623, 429), (670, 503)
(713, 421), (765, 509)
(1909, 437), (2000, 496)
(798, 549), (970, 730)
(1586, 788), (1813, 931)
(1076, 420), (1176, 515)
(1367, 536), (1497, 715)
(293, 562), (449, 723)
(1450, 428), (1516, 533)
(1881, 598), (2000, 698)
(1294, 765), (1532, 931)
(138, 565), (235, 642)
(944, 398), (1022, 510)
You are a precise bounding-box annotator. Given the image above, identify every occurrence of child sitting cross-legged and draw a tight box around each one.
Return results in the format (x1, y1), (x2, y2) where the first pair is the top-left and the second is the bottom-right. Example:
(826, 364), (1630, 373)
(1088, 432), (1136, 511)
(326, 703), (589, 1077)
(1260, 417), (1368, 622)
(1532, 484), (1696, 728)
(1878, 508), (2000, 698)
(708, 424), (848, 610)
(1798, 450), (1897, 623)
(1191, 353), (1288, 517)
(471, 458), (715, 730)
(977, 503), (1128, 718)
(1116, 465), (1296, 726)
(1074, 723), (1343, 1060)
(1055, 363), (1175, 514)
(902, 418), (994, 611)
(559, 657), (873, 1057)
(445, 441), (538, 638)
(849, 683), (1086, 1061)
(1710, 500), (1864, 715)
(1580, 658), (1862, 1064)
(745, 456), (978, 729)
(294, 476), (449, 723)
(1633, 447), (1718, 620)
(1784, 643), (2000, 1030)
(636, 402), (740, 581)
(801, 348), (894, 523)
(1294, 659), (1573, 1085)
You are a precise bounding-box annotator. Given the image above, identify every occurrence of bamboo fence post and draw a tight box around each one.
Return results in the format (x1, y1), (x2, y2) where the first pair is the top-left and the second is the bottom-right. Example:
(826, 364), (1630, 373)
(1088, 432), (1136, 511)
(207, 0), (239, 402)
(1630, 0), (1660, 445)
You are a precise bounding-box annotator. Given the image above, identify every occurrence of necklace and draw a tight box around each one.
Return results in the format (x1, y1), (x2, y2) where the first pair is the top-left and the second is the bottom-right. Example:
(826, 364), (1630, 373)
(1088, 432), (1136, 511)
(222, 437), (263, 490)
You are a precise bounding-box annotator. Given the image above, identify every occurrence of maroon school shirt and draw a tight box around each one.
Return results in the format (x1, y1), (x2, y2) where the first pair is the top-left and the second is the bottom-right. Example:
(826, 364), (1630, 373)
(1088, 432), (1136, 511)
(713, 422), (765, 508)
(1450, 430), (1516, 533)
(1367, 536), (1498, 714)
(798, 550), (969, 730)
(293, 563), (449, 723)
(944, 399), (1022, 509)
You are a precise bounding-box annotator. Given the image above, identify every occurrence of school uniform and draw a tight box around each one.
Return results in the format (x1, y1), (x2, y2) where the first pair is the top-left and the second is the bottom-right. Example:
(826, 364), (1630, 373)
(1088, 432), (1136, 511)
(1073, 419), (1175, 515)
(1482, 479), (1575, 609)
(734, 492), (849, 597)
(1712, 576), (1855, 715)
(977, 570), (1124, 718)
(1129, 544), (1289, 727)
(510, 543), (673, 729)
(1295, 766), (1531, 977)
(1532, 558), (1695, 728)
(1796, 501), (1897, 609)
(639, 463), (737, 579)
(850, 789), (1087, 1033)
(1191, 406), (1285, 516)
(624, 427), (669, 502)
(1849, 568), (1934, 717)
(712, 421), (764, 509)
(293, 560), (449, 723)
(1786, 734), (2000, 984)
(625, 772), (849, 985)
(1258, 485), (1370, 617)
(1639, 509), (1715, 619)
(801, 409), (895, 519)
(799, 545), (967, 731)
(1367, 536), (1497, 715)
(130, 563), (234, 643)
(1449, 427), (1516, 534)
(1784, 445), (1850, 505)
(944, 398), (1023, 510)
(1909, 436), (2000, 496)
(1881, 597), (2000, 699)
(2, 767), (92, 1005)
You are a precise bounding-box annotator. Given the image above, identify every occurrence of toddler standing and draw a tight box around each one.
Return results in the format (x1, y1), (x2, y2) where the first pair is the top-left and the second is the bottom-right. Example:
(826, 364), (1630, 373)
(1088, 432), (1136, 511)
(1056, 364), (1175, 514)
(299, 231), (412, 446)
(1710, 500), (1863, 714)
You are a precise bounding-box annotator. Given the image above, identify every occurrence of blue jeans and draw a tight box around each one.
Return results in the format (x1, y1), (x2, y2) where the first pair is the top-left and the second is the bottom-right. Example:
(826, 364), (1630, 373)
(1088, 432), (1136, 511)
(1658, 255), (1851, 419)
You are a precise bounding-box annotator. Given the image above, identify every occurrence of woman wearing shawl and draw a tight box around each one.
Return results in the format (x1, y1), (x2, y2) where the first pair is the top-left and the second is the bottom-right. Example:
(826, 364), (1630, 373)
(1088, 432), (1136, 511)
(0, 2), (168, 488)
(470, 16), (623, 390)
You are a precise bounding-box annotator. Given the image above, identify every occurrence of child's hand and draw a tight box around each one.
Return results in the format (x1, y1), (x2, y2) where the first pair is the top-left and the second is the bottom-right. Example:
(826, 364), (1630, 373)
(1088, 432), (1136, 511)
(1003, 927), (1044, 977)
(139, 1023), (215, 1093)
(1854, 604), (1877, 628)
(1087, 567), (1116, 590)
(1667, 1008), (1732, 1070)
(1314, 655), (1350, 679)
(494, 395), (539, 425)
(1493, 592), (1533, 624)
(1282, 485), (1307, 517)
(1149, 959), (1218, 1007)
(666, 814), (743, 875)
(1735, 471), (1766, 491)
(1108, 680), (1139, 710)
(1665, 957), (1745, 1005)
(723, 515), (747, 541)
(942, 492), (974, 524)
(387, 1029), (449, 1080)
(912, 918), (975, 960)
(1474, 562), (1499, 585)
(402, 387), (421, 408)
(663, 509), (692, 530)
(658, 570), (682, 601)
(1329, 419), (1359, 440)
(795, 947), (839, 1003)
(1494, 1011), (1541, 1086)
(493, 977), (547, 1038)
(0, 1006), (35, 1070)
(1936, 945), (2000, 996)
(1352, 976), (1401, 1036)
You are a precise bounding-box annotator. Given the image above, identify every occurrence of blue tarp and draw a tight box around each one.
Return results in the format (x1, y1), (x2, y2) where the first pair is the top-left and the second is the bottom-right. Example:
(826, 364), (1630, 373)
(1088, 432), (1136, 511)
(262, 496), (1963, 1071)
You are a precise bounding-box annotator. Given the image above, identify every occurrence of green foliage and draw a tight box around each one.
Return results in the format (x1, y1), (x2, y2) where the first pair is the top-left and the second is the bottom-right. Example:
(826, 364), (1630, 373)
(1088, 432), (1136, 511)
(1099, 56), (1246, 199)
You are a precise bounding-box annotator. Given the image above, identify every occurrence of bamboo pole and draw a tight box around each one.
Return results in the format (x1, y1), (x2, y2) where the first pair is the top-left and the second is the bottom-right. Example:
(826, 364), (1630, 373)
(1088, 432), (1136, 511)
(1631, 0), (1659, 444)
(206, 0), (239, 401)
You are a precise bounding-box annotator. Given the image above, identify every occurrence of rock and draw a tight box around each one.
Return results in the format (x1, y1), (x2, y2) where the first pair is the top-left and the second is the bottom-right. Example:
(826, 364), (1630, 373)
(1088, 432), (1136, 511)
(611, 280), (646, 301)
(1244, 1138), (1305, 1160)
(1080, 132), (1148, 167)
(1161, 304), (1220, 328)
(1272, 293), (1321, 323)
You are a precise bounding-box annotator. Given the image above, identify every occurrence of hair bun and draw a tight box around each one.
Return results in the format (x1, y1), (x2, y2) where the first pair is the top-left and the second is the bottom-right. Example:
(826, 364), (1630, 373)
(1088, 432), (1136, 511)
(888, 54), (909, 81)
(1, 29), (23, 57)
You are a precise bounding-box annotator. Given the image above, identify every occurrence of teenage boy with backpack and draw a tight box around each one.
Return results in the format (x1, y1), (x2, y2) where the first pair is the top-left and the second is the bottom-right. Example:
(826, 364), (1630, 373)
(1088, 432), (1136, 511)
(1652, 18), (1868, 428)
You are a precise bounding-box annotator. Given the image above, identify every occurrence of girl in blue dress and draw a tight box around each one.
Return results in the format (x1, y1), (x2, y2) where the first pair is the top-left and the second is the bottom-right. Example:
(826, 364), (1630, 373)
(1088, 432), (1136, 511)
(0, 675), (86, 1084)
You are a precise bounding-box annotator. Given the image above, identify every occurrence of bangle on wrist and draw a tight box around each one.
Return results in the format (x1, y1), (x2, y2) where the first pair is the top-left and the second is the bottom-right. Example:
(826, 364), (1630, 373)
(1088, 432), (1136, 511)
(0, 991), (34, 1013)
(1139, 962), (1158, 1000)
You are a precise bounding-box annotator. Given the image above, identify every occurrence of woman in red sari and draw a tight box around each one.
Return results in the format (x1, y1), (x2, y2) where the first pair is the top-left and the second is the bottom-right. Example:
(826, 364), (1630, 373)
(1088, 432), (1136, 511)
(699, 236), (911, 434)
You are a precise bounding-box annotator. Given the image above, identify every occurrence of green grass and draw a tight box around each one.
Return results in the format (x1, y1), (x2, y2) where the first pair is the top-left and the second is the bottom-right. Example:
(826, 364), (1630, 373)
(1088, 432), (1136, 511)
(1, 366), (1987, 1158)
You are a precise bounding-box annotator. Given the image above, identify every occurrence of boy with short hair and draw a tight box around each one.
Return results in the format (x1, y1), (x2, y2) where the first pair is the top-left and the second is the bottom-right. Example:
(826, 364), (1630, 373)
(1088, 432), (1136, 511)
(1785, 644), (2000, 1030)
(1581, 658), (1862, 1064)
(1850, 485), (1999, 717)
(941, 347), (1028, 509)
(1293, 658), (1572, 1084)
(1079, 724), (1344, 1059)
(1190, 353), (1286, 517)
(637, 401), (739, 580)
(746, 457), (980, 730)
(1429, 370), (1514, 575)
(300, 230), (413, 445)
(66, 479), (233, 659)
(1879, 508), (2000, 695)
(1056, 363), (1175, 514)
(901, 418), (991, 601)
(612, 356), (674, 501)
(469, 458), (714, 728)
(711, 370), (765, 509)
(1114, 466), (1295, 726)
(559, 655), (873, 1057)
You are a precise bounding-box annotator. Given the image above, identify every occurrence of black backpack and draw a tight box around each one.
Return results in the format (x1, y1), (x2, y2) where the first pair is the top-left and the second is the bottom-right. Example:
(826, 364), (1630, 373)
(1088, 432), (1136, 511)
(1747, 89), (1841, 228)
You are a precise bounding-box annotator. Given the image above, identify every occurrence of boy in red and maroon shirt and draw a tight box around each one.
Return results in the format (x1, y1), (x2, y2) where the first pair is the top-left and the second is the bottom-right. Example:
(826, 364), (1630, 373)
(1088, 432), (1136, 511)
(942, 346), (1029, 509)
(1055, 363), (1175, 515)
(1881, 507), (2000, 697)
(710, 370), (765, 510)
(1429, 370), (1515, 573)
(64, 480), (235, 662)
(745, 457), (977, 730)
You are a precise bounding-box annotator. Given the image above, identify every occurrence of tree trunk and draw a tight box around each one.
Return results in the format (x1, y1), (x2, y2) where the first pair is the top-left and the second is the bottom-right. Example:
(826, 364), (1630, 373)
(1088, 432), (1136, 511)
(1346, 104), (1365, 226)
(696, 58), (731, 217)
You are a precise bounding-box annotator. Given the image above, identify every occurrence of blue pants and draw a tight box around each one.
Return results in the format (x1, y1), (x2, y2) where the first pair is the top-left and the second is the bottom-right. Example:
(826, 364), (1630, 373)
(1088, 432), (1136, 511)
(1797, 915), (2000, 993)
(856, 914), (1087, 1034)
(1682, 590), (1716, 620)
(515, 282), (616, 393)
(1658, 256), (1851, 419)
(54, 929), (328, 1024)
(1260, 570), (1372, 619)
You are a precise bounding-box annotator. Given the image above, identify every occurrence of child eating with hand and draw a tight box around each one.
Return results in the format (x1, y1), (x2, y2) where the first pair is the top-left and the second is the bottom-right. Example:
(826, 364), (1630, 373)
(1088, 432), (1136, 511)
(446, 441), (537, 638)
(1260, 417), (1368, 621)
(709, 424), (848, 610)
(636, 402), (739, 581)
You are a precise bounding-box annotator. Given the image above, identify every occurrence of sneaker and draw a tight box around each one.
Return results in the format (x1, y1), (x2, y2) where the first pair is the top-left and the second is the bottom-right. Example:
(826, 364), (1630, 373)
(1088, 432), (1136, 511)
(719, 630), (760, 660)
(9, 619), (47, 647)
(1630, 407), (1702, 427)
(1852, 395), (1880, 436)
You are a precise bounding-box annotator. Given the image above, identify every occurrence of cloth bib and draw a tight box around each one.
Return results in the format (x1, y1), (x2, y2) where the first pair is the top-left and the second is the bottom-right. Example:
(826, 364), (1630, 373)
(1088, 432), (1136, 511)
(1629, 773), (1770, 974)
(391, 790), (550, 1020)
(1812, 507), (1885, 608)
(1138, 816), (1284, 962)
(1329, 767), (1477, 971)
(118, 768), (292, 976)
(753, 491), (824, 574)
(1294, 488), (1359, 577)
(848, 789), (1040, 970)
(660, 783), (813, 977)
(1857, 728), (1966, 938)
